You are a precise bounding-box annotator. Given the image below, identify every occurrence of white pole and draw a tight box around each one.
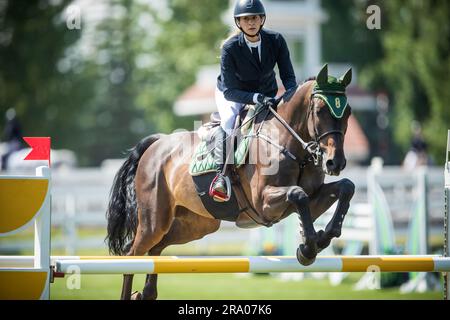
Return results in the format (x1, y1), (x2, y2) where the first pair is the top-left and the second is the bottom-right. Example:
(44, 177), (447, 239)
(367, 157), (383, 255)
(444, 130), (450, 300)
(417, 167), (429, 255)
(65, 194), (77, 255)
(34, 166), (51, 300)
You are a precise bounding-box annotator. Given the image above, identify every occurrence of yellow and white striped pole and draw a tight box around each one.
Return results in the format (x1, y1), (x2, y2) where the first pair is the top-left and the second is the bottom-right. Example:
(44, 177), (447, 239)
(53, 255), (450, 275)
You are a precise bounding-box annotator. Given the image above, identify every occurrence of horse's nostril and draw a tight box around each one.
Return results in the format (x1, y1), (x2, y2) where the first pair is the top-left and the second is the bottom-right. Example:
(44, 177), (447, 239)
(326, 159), (335, 170)
(341, 159), (347, 171)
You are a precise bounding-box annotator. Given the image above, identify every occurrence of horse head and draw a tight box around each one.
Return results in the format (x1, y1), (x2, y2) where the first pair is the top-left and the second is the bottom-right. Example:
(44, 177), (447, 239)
(305, 64), (352, 176)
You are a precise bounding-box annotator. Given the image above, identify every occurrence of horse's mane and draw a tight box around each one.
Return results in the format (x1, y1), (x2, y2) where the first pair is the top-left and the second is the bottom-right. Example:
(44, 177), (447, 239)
(302, 76), (316, 84)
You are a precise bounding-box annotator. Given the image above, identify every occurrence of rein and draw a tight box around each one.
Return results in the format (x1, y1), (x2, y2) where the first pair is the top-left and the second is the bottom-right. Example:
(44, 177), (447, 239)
(223, 89), (346, 227)
(253, 90), (345, 168)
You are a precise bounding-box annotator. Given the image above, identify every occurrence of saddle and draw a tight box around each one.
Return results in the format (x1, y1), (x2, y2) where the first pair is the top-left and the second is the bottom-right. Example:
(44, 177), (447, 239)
(188, 103), (265, 223)
(189, 104), (262, 176)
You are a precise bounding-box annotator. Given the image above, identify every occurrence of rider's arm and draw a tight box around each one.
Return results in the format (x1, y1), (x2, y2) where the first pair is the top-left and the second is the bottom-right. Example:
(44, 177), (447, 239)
(276, 34), (297, 91)
(220, 47), (258, 105)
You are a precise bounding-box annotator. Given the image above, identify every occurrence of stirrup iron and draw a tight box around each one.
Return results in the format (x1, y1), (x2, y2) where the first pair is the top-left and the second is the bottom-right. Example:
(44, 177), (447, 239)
(209, 173), (231, 202)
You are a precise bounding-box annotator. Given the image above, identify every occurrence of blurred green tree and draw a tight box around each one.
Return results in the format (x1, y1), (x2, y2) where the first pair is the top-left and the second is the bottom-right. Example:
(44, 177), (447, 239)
(322, 0), (383, 69)
(321, 0), (390, 163)
(0, 0), (89, 155)
(75, 0), (228, 165)
(75, 0), (153, 165)
(361, 0), (450, 164)
(143, 0), (228, 133)
(1, 0), (228, 166)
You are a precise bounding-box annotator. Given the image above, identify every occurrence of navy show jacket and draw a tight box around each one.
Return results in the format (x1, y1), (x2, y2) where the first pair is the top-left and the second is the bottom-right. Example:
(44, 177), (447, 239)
(217, 29), (297, 105)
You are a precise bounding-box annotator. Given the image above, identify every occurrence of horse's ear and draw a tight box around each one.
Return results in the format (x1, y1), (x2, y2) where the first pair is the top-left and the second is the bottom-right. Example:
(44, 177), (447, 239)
(316, 63), (328, 85)
(340, 68), (352, 87)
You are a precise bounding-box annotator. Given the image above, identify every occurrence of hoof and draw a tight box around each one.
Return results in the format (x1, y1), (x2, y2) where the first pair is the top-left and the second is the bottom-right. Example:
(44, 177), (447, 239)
(325, 226), (341, 239)
(296, 244), (316, 266)
(131, 291), (142, 300)
(316, 230), (331, 253)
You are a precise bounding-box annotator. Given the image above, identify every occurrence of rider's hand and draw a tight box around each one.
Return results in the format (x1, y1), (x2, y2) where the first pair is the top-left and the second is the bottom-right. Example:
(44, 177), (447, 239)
(256, 94), (277, 107)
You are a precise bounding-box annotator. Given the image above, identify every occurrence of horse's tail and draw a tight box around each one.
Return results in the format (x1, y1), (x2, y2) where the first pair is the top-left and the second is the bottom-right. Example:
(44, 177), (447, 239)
(105, 134), (161, 256)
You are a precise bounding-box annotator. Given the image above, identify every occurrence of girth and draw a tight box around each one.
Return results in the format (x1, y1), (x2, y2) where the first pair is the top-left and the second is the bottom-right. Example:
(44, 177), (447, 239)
(229, 167), (277, 228)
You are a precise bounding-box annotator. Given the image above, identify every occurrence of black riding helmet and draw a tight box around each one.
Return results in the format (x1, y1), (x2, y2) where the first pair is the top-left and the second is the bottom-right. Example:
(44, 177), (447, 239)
(234, 0), (266, 36)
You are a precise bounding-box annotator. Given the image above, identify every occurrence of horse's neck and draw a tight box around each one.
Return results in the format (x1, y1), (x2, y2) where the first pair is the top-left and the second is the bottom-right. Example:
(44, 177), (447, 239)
(283, 82), (312, 129)
(273, 82), (313, 152)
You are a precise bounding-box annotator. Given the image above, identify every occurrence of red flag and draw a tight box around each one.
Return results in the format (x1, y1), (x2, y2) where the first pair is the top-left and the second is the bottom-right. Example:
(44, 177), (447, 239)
(23, 137), (51, 167)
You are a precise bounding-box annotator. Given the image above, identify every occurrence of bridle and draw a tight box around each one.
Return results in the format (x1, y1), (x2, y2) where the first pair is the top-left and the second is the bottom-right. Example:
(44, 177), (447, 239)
(304, 89), (346, 165)
(262, 88), (347, 167)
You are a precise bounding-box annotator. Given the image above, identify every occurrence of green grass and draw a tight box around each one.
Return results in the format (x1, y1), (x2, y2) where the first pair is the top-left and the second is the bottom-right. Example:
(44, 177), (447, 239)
(51, 273), (443, 300)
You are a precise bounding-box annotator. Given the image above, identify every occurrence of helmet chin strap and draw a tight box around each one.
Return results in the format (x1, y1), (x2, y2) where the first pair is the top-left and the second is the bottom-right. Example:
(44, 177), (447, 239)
(235, 16), (266, 39)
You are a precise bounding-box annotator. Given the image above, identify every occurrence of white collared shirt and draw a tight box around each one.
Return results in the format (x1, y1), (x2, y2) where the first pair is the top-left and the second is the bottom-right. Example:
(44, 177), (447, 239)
(244, 36), (262, 103)
(244, 36), (261, 61)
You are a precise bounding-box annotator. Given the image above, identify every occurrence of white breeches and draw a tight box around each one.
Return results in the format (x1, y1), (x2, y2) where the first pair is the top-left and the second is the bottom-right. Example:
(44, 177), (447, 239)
(215, 87), (245, 133)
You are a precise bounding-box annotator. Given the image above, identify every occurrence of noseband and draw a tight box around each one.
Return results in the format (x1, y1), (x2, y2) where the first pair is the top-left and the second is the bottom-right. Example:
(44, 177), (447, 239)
(305, 90), (346, 165)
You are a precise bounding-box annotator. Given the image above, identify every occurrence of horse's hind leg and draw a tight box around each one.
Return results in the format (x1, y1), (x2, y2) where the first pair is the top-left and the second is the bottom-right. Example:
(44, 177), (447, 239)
(121, 274), (134, 300)
(120, 205), (173, 300)
(139, 207), (220, 300)
(139, 245), (163, 301)
(119, 241), (135, 300)
(309, 178), (355, 252)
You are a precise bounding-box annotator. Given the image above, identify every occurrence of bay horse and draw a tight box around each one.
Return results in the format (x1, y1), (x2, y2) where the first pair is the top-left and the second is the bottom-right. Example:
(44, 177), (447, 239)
(106, 64), (355, 300)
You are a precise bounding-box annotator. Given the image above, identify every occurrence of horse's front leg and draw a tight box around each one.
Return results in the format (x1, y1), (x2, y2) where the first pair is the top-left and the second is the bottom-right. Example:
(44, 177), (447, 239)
(261, 185), (319, 266)
(309, 178), (355, 252)
(285, 186), (319, 265)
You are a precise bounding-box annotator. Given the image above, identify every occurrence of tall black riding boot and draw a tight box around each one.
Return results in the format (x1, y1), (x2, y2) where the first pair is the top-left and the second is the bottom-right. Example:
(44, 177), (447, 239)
(209, 126), (230, 202)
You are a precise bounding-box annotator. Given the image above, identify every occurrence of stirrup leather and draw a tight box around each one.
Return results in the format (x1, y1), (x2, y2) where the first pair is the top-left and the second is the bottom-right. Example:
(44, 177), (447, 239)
(209, 174), (231, 202)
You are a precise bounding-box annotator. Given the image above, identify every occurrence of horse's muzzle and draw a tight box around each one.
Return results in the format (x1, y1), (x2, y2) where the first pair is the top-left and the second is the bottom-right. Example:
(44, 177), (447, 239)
(325, 157), (346, 176)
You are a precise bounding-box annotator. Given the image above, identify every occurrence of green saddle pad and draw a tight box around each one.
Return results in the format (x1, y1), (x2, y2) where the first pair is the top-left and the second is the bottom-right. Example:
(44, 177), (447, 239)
(189, 105), (261, 176)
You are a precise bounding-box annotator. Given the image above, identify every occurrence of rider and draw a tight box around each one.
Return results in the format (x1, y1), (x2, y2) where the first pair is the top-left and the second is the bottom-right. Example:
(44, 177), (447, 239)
(1, 108), (23, 171)
(210, 0), (297, 202)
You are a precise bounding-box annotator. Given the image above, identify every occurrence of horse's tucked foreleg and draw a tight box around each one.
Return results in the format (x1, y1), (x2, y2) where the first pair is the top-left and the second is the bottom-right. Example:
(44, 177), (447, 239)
(322, 179), (355, 238)
(309, 178), (355, 252)
(260, 185), (318, 266)
(286, 186), (318, 266)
